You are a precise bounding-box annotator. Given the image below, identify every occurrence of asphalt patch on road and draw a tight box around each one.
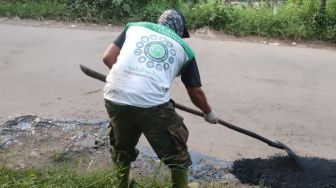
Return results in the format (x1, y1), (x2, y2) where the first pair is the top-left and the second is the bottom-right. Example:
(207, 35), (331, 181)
(232, 155), (336, 188)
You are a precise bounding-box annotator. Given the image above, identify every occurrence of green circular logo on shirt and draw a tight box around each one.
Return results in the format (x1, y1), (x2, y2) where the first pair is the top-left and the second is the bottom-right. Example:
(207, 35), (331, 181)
(134, 34), (175, 71)
(144, 41), (168, 62)
(148, 43), (165, 59)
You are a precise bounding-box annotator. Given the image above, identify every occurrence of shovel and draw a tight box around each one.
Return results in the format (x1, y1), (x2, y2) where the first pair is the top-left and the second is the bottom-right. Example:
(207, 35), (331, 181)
(79, 64), (302, 168)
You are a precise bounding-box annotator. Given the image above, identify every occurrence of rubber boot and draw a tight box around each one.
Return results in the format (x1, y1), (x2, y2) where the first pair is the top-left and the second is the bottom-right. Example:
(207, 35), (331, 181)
(171, 168), (189, 188)
(116, 162), (131, 188)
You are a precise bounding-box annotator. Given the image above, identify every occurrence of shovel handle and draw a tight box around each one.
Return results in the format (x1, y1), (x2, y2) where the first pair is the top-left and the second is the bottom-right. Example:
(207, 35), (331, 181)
(80, 64), (106, 83)
(174, 103), (284, 149)
(79, 64), (284, 149)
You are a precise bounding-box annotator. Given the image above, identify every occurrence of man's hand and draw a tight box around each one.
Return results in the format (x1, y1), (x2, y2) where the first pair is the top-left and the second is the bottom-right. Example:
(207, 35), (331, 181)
(204, 111), (218, 124)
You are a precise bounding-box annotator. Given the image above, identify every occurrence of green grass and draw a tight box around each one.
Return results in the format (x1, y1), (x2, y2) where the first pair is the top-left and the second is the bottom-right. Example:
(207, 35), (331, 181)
(182, 0), (336, 42)
(0, 164), (172, 188)
(0, 0), (69, 20)
(0, 0), (335, 40)
(0, 165), (119, 188)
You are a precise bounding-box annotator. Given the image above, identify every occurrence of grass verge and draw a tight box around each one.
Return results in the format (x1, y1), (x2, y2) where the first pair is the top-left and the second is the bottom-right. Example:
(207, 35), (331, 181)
(0, 0), (335, 42)
(0, 164), (172, 188)
(0, 0), (69, 21)
(0, 164), (120, 188)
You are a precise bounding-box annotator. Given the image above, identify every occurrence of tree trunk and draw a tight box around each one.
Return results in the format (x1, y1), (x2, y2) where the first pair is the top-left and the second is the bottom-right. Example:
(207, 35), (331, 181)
(317, 0), (327, 32)
(320, 0), (327, 11)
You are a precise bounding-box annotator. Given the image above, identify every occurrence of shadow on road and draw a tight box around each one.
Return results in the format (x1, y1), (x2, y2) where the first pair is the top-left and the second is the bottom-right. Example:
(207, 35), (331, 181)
(232, 155), (336, 188)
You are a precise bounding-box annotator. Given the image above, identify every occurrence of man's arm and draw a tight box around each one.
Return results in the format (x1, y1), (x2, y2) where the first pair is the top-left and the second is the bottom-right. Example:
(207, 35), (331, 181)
(102, 44), (120, 69)
(103, 30), (126, 69)
(186, 87), (211, 114)
(186, 86), (218, 124)
(181, 58), (218, 124)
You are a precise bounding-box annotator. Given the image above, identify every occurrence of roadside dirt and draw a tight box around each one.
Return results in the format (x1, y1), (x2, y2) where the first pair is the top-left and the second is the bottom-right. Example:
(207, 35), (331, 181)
(0, 115), (238, 186)
(193, 26), (336, 50)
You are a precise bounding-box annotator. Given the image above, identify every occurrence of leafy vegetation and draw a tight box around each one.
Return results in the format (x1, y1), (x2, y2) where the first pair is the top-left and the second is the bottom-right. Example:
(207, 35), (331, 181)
(0, 164), (121, 188)
(0, 0), (68, 20)
(182, 0), (336, 41)
(0, 164), (171, 188)
(0, 0), (335, 41)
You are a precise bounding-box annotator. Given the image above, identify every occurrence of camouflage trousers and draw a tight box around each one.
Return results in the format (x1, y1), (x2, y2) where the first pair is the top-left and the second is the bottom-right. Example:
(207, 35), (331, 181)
(105, 99), (192, 169)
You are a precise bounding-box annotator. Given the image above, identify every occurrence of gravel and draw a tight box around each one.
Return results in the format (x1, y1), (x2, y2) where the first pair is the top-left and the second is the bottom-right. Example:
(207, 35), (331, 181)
(2, 115), (335, 187)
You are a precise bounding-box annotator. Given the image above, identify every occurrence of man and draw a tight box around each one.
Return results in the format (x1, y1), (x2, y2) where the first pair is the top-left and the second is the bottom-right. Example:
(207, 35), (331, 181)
(103, 9), (218, 188)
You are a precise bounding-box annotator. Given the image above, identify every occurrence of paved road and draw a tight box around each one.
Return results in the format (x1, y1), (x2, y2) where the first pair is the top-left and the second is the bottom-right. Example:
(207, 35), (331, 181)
(1, 23), (336, 161)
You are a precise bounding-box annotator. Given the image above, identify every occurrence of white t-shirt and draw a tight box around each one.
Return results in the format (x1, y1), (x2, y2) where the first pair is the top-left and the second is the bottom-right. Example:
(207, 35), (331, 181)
(104, 22), (195, 108)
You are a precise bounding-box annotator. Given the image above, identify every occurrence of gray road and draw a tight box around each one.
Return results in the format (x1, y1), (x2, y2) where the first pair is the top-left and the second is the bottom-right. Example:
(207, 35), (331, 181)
(1, 22), (335, 161)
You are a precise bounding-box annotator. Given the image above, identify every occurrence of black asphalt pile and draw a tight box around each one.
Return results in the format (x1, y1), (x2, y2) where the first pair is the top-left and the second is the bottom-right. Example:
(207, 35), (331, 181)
(232, 155), (336, 188)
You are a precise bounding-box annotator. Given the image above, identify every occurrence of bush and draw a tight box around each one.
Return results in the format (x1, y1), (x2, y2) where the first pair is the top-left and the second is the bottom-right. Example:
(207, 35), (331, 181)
(63, 0), (133, 23)
(0, 0), (335, 42)
(0, 0), (68, 19)
(325, 0), (336, 41)
(131, 0), (179, 22)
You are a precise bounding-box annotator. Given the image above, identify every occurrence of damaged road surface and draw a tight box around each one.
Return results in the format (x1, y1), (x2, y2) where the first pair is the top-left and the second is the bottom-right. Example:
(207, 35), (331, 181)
(0, 115), (236, 185)
(1, 115), (336, 187)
